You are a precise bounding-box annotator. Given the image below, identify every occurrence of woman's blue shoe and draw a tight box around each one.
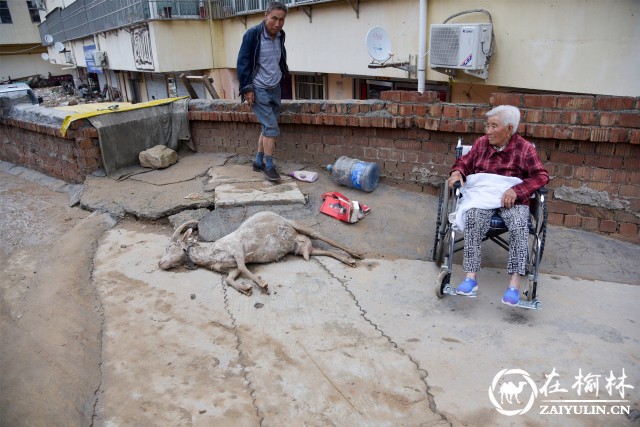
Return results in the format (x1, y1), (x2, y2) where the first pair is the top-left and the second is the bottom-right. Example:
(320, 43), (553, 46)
(502, 286), (520, 306)
(455, 278), (478, 297)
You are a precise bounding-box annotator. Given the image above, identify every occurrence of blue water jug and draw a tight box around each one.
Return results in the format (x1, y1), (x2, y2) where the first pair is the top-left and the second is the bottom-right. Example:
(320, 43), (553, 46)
(326, 156), (380, 192)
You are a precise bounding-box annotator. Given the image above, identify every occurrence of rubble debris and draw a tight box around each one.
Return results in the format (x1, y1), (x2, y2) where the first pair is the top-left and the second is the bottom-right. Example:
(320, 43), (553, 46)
(139, 145), (178, 169)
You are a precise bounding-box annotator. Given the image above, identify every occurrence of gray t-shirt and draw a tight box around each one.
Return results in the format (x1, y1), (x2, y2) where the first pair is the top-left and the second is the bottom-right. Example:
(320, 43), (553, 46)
(253, 27), (282, 89)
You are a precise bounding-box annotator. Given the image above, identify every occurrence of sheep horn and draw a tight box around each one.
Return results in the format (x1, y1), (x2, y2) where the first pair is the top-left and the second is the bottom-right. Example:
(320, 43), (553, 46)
(171, 220), (198, 242)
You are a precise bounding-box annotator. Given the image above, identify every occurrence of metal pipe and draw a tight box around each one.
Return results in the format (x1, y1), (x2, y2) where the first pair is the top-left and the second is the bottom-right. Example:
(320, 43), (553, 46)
(417, 0), (427, 93)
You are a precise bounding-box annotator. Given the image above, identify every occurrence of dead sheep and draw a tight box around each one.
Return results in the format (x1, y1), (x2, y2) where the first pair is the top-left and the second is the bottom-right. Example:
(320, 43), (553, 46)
(159, 211), (361, 295)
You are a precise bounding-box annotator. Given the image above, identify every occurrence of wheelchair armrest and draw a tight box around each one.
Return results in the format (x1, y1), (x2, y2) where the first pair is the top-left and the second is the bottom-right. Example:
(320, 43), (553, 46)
(453, 181), (462, 190)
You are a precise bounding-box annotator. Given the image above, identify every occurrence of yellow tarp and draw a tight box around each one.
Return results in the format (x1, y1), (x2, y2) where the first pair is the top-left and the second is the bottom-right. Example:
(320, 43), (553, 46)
(59, 96), (189, 137)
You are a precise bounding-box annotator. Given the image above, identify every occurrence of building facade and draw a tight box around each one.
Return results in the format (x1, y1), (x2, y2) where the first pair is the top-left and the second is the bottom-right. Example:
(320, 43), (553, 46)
(31, 0), (640, 103)
(0, 0), (65, 82)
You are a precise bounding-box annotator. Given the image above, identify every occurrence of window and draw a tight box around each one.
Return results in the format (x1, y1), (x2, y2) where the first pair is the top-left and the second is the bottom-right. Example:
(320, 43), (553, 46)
(27, 1), (40, 23)
(0, 1), (12, 24)
(295, 74), (325, 100)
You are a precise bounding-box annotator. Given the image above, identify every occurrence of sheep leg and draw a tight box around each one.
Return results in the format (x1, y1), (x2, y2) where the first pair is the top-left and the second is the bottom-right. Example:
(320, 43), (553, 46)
(224, 268), (253, 296)
(308, 246), (357, 267)
(233, 252), (269, 293)
(289, 221), (363, 259)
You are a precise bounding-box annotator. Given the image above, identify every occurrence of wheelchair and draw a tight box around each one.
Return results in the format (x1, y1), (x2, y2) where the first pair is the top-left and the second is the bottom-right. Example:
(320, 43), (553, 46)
(431, 163), (548, 310)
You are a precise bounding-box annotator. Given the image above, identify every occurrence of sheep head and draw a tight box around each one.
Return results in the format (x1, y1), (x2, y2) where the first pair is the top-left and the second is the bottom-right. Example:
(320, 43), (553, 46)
(158, 220), (198, 270)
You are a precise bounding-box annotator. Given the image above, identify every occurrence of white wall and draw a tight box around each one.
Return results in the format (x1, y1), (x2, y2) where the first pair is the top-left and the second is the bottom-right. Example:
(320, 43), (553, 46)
(0, 1), (41, 43)
(0, 54), (68, 82)
(211, 0), (640, 97)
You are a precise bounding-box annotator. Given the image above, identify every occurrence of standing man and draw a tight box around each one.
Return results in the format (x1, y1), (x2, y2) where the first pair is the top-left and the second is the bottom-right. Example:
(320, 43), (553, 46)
(237, 1), (289, 181)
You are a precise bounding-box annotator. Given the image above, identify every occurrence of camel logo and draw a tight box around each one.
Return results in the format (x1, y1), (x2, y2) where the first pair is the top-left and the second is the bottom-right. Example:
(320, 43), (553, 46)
(488, 368), (538, 416)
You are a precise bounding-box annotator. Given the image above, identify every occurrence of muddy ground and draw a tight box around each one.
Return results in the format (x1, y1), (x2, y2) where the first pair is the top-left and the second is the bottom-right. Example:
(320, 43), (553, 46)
(0, 162), (638, 426)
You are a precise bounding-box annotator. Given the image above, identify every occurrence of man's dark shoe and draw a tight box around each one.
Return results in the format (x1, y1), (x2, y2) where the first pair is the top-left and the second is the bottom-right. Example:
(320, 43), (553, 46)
(252, 162), (265, 172)
(263, 167), (281, 181)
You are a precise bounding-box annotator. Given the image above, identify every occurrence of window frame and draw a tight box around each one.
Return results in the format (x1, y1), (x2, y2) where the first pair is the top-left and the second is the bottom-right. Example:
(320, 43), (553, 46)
(0, 1), (13, 24)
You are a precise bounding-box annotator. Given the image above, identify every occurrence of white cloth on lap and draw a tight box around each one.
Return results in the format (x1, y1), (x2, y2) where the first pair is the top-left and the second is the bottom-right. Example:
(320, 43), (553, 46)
(449, 173), (523, 232)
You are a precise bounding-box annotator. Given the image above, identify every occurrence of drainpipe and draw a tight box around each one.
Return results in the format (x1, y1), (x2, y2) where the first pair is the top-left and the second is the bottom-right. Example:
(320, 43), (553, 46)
(417, 0), (427, 93)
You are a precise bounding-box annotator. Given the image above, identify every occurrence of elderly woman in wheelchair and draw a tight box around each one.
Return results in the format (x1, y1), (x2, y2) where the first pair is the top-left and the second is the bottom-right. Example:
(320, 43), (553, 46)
(435, 105), (549, 308)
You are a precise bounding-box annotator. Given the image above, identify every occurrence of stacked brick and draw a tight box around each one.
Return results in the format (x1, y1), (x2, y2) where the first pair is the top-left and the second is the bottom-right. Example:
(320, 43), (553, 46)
(1, 91), (637, 243)
(189, 91), (639, 244)
(0, 117), (101, 184)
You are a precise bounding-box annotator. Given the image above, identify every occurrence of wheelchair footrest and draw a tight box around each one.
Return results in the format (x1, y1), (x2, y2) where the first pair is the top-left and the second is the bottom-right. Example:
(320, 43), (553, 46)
(441, 284), (477, 297)
(516, 299), (542, 310)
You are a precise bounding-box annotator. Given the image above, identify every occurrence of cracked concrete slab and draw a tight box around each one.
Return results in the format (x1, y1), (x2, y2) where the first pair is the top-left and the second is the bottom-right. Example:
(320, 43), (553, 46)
(131, 152), (233, 186)
(80, 174), (215, 220)
(91, 226), (449, 426)
(321, 257), (640, 427)
(214, 181), (306, 207)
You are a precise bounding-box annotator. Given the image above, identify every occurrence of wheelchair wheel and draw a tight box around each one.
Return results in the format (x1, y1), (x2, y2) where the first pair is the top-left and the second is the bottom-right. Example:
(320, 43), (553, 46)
(431, 183), (450, 266)
(435, 270), (450, 298)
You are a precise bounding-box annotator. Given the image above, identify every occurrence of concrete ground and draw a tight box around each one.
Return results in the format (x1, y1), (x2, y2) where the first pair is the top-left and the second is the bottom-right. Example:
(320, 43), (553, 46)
(0, 153), (638, 427)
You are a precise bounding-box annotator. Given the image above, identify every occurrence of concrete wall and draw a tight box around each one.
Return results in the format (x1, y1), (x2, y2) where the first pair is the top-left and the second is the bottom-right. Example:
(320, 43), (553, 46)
(0, 2), (40, 43)
(208, 0), (640, 97)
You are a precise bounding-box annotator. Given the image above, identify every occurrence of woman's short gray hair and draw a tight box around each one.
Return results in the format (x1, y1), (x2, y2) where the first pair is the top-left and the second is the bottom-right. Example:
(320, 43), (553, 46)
(486, 105), (521, 135)
(266, 1), (288, 14)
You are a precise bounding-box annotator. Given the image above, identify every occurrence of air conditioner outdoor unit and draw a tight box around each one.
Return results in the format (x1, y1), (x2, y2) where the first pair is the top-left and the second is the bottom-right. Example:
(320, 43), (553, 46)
(429, 23), (492, 79)
(92, 51), (107, 67)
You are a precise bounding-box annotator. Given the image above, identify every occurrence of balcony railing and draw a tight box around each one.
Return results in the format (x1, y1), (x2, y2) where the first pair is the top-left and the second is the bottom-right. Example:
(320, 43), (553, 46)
(210, 0), (342, 19)
(39, 0), (209, 44)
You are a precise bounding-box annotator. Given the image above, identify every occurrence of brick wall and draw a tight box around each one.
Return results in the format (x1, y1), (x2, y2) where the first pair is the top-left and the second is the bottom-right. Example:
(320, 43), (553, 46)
(189, 91), (640, 244)
(1, 92), (637, 244)
(0, 117), (102, 183)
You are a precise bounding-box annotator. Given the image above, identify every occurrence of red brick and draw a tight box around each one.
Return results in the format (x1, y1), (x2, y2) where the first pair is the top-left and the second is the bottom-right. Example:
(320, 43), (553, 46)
(595, 143), (616, 156)
(581, 217), (599, 230)
(578, 111), (599, 125)
(599, 112), (620, 126)
(590, 128), (610, 142)
(428, 104), (443, 117)
(609, 128), (629, 143)
(553, 125), (571, 139)
(619, 112), (640, 128)
(571, 127), (591, 140)
(547, 200), (578, 215)
(523, 109), (543, 123)
(550, 151), (585, 166)
(574, 166), (591, 180)
(557, 95), (595, 110)
(528, 124), (555, 139)
(543, 110), (562, 123)
(442, 105), (457, 118)
(523, 94), (557, 109)
(547, 213), (564, 226)
(591, 168), (611, 182)
(619, 223), (639, 235)
(413, 105), (427, 116)
(631, 130), (640, 144)
(584, 154), (623, 169)
(490, 93), (522, 107)
(599, 220), (618, 233)
(457, 106), (475, 119)
(619, 184), (640, 198)
(564, 215), (581, 228)
(595, 96), (635, 111)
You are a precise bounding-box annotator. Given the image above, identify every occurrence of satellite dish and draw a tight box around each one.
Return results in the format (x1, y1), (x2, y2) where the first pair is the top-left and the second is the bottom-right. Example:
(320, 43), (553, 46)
(44, 34), (53, 44)
(366, 26), (392, 62)
(54, 42), (65, 52)
(41, 53), (49, 61)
